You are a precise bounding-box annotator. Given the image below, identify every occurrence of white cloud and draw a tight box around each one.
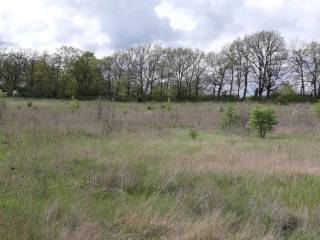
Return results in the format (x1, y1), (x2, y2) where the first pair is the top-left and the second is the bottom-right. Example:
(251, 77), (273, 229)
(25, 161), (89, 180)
(245, 0), (285, 9)
(0, 0), (110, 54)
(71, 15), (110, 46)
(155, 1), (198, 32)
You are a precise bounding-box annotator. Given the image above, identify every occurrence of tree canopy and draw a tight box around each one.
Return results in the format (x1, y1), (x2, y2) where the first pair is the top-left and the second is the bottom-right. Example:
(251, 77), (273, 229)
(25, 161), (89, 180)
(0, 31), (319, 101)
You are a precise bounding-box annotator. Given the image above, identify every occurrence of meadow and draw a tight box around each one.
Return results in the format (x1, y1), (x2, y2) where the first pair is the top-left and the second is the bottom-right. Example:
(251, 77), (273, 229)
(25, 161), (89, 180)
(0, 98), (320, 240)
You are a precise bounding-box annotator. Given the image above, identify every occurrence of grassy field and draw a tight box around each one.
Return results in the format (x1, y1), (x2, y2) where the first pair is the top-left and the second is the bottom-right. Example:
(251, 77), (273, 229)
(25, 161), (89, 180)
(0, 98), (320, 240)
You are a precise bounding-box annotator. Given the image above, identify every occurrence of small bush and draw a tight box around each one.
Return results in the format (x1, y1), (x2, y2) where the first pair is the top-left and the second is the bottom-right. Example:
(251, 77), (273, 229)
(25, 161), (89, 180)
(315, 100), (320, 119)
(27, 102), (33, 107)
(70, 97), (80, 114)
(147, 105), (152, 110)
(189, 129), (199, 140)
(249, 106), (278, 138)
(219, 103), (241, 130)
(276, 83), (297, 104)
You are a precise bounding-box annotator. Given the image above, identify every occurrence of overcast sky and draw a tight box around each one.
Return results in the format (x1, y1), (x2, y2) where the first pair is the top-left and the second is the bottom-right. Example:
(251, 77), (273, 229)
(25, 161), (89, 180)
(0, 0), (320, 57)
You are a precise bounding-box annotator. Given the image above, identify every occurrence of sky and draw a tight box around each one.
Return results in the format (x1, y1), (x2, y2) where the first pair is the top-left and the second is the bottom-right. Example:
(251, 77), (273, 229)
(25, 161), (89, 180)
(0, 0), (320, 57)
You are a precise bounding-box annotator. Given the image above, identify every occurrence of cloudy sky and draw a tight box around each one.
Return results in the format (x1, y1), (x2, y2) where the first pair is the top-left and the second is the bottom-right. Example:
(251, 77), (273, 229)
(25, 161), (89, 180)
(0, 0), (319, 57)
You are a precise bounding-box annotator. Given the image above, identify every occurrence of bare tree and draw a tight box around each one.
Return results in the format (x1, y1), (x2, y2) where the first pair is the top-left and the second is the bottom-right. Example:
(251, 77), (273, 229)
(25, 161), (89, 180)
(243, 31), (287, 98)
(303, 42), (320, 97)
(290, 43), (307, 95)
(192, 50), (206, 100)
(229, 39), (251, 100)
(205, 50), (229, 100)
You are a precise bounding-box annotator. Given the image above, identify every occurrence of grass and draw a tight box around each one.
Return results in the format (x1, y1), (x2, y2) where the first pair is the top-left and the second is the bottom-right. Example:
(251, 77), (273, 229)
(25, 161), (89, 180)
(0, 99), (320, 239)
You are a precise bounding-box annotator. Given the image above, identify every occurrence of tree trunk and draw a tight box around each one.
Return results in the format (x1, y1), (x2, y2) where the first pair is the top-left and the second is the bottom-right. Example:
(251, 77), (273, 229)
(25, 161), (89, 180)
(229, 68), (234, 96)
(212, 85), (216, 101)
(217, 85), (222, 100)
(242, 72), (248, 101)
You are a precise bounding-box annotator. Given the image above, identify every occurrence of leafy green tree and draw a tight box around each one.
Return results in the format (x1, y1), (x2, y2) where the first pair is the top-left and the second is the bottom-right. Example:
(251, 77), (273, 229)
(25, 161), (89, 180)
(249, 106), (278, 138)
(72, 51), (103, 97)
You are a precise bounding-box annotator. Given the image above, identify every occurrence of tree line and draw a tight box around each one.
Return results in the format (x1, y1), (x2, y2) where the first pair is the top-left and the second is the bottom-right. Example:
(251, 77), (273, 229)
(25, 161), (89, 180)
(0, 30), (320, 101)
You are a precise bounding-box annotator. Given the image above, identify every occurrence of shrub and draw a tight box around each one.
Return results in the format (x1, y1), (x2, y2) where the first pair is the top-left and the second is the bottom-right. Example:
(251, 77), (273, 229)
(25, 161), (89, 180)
(189, 129), (199, 140)
(70, 97), (80, 114)
(27, 102), (33, 107)
(315, 100), (320, 119)
(276, 83), (297, 104)
(219, 103), (241, 130)
(249, 106), (278, 138)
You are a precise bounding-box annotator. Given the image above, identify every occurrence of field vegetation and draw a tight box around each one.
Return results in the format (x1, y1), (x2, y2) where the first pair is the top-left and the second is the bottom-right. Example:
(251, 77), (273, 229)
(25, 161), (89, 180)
(0, 98), (320, 239)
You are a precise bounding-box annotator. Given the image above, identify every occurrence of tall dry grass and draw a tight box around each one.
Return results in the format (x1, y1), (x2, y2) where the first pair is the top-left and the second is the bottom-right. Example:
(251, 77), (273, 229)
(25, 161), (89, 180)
(0, 99), (320, 239)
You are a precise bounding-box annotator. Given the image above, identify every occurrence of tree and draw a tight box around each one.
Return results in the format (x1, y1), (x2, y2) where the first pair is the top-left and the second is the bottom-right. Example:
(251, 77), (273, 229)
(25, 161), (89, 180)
(192, 50), (206, 100)
(249, 106), (278, 138)
(2, 49), (26, 96)
(110, 50), (126, 99)
(56, 46), (82, 97)
(72, 51), (102, 97)
(243, 31), (287, 98)
(0, 48), (7, 92)
(303, 42), (320, 98)
(3, 30), (320, 101)
(290, 44), (307, 95)
(229, 39), (251, 100)
(205, 50), (229, 100)
(23, 50), (38, 94)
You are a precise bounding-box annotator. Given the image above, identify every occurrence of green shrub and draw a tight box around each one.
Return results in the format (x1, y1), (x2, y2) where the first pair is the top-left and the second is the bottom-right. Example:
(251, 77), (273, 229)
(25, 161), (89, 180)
(276, 83), (297, 104)
(249, 106), (278, 138)
(219, 103), (241, 130)
(27, 102), (33, 107)
(315, 100), (320, 119)
(70, 97), (80, 114)
(189, 129), (199, 140)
